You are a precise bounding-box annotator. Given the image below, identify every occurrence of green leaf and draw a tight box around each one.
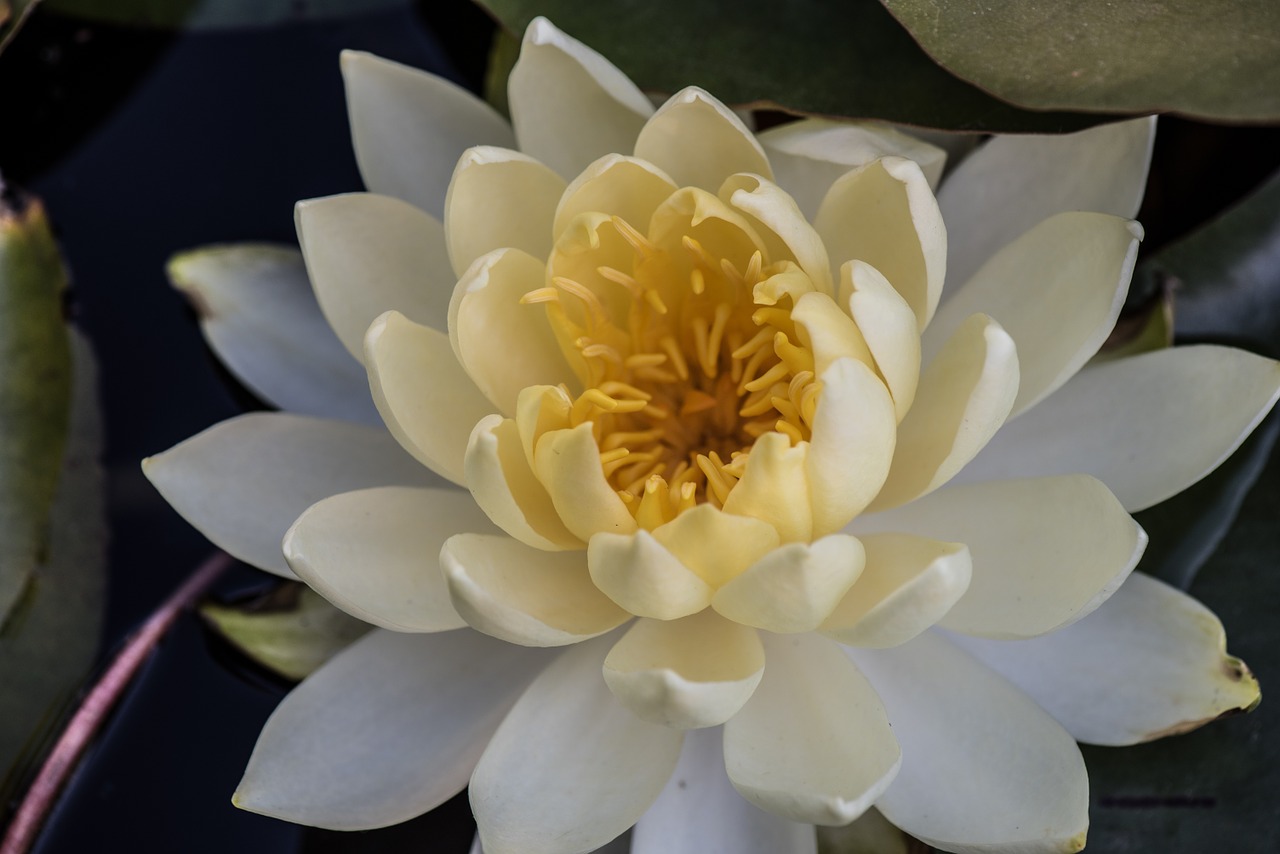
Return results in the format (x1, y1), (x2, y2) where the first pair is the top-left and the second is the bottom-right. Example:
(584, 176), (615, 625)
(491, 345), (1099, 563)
(474, 0), (1119, 133)
(1094, 281), (1173, 364)
(201, 583), (370, 682)
(41, 0), (405, 30)
(483, 25), (521, 120)
(879, 0), (1280, 123)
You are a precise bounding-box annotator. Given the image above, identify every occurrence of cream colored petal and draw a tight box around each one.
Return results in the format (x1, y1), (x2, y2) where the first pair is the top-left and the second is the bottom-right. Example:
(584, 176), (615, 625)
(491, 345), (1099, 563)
(652, 504), (781, 588)
(509, 17), (654, 181)
(957, 345), (1280, 512)
(471, 637), (684, 854)
(341, 51), (514, 219)
(588, 530), (714, 620)
(554, 154), (678, 239)
(632, 728), (818, 854)
(850, 634), (1088, 853)
(441, 533), (628, 646)
(720, 174), (833, 294)
(924, 212), (1142, 417)
(167, 245), (379, 424)
(946, 572), (1260, 746)
(296, 192), (453, 363)
(868, 315), (1018, 513)
(841, 260), (921, 421)
(283, 486), (492, 632)
(143, 413), (435, 577)
(821, 534), (971, 648)
(860, 475), (1144, 639)
(365, 311), (493, 486)
(722, 432), (813, 543)
(451, 248), (574, 415)
(464, 415), (582, 550)
(938, 116), (1156, 293)
(444, 147), (566, 277)
(790, 291), (875, 378)
(534, 423), (638, 540)
(514, 383), (573, 468)
(235, 628), (549, 830)
(758, 118), (947, 218)
(713, 534), (864, 633)
(724, 633), (900, 825)
(814, 157), (946, 330)
(634, 87), (772, 192)
(603, 611), (765, 729)
(806, 357), (899, 533)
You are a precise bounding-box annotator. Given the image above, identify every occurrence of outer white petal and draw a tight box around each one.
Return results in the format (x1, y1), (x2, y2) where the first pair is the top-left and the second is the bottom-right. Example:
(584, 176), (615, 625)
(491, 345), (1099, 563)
(724, 633), (900, 825)
(868, 314), (1018, 512)
(858, 475), (1144, 639)
(938, 116), (1156, 293)
(296, 192), (453, 363)
(143, 413), (436, 577)
(509, 17), (654, 181)
(947, 572), (1260, 746)
(956, 345), (1280, 511)
(632, 727), (817, 854)
(235, 629), (549, 830)
(588, 530), (714, 620)
(283, 486), (492, 632)
(759, 118), (947, 218)
(167, 245), (379, 424)
(841, 260), (921, 421)
(365, 311), (494, 486)
(471, 637), (684, 854)
(603, 611), (765, 729)
(634, 87), (773, 192)
(441, 533), (628, 646)
(444, 147), (567, 277)
(924, 212), (1142, 417)
(341, 50), (514, 219)
(814, 157), (946, 330)
(850, 633), (1089, 854)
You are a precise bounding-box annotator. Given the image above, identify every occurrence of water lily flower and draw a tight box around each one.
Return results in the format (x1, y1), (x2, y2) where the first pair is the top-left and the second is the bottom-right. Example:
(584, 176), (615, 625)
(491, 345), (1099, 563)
(146, 17), (1279, 854)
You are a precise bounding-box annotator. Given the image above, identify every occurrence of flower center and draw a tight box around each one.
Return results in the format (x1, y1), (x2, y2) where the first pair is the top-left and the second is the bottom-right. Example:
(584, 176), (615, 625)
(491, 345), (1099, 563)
(523, 212), (821, 530)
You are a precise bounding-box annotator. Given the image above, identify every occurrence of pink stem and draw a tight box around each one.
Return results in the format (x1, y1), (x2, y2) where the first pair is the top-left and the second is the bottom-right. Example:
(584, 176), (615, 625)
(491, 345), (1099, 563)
(1, 551), (235, 854)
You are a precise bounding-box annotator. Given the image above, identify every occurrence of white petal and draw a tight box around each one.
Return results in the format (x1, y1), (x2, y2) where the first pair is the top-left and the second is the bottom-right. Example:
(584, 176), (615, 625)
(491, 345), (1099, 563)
(554, 154), (678, 239)
(283, 486), (492, 632)
(296, 192), (453, 363)
(450, 248), (575, 414)
(143, 413), (436, 576)
(633, 727), (817, 854)
(859, 475), (1144, 639)
(445, 147), (567, 277)
(509, 17), (654, 180)
(236, 628), (549, 829)
(471, 637), (684, 854)
(534, 423), (638, 540)
(365, 311), (494, 486)
(814, 157), (946, 330)
(713, 535), (865, 633)
(588, 530), (714, 620)
(841, 260), (921, 421)
(651, 504), (780, 588)
(759, 118), (947, 219)
(938, 116), (1156, 294)
(603, 611), (765, 729)
(821, 534), (971, 648)
(722, 431), (813, 543)
(167, 245), (379, 424)
(724, 633), (900, 825)
(956, 345), (1280, 511)
(924, 212), (1142, 417)
(720, 174), (833, 294)
(947, 572), (1260, 746)
(634, 87), (773, 192)
(868, 314), (1018, 512)
(441, 533), (628, 646)
(342, 51), (513, 219)
(849, 633), (1089, 853)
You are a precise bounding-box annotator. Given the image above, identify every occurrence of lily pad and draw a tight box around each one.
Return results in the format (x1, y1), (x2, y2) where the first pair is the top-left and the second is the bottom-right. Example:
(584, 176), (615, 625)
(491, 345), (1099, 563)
(475, 0), (1117, 133)
(880, 0), (1280, 122)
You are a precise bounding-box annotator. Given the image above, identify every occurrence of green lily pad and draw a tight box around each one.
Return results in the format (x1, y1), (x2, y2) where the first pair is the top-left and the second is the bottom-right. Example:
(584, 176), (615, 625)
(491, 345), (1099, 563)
(475, 0), (1118, 133)
(879, 0), (1280, 122)
(201, 583), (370, 682)
(41, 0), (405, 30)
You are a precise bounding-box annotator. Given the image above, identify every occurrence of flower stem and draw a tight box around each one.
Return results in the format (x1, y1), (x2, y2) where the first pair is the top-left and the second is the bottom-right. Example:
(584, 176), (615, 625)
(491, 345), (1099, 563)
(0, 551), (234, 854)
